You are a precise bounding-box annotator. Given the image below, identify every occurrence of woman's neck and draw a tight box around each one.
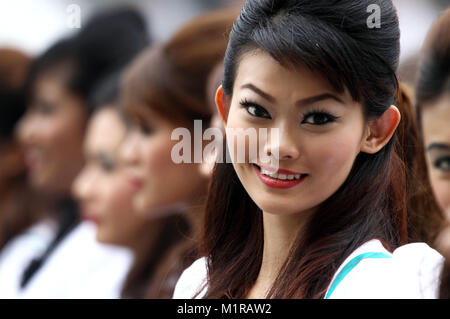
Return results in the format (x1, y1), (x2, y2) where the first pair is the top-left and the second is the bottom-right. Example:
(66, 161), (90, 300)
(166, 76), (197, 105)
(247, 210), (313, 299)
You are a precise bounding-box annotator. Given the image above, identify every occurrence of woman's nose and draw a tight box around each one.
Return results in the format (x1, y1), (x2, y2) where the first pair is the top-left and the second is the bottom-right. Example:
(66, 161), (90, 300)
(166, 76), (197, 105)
(264, 123), (301, 162)
(16, 114), (38, 146)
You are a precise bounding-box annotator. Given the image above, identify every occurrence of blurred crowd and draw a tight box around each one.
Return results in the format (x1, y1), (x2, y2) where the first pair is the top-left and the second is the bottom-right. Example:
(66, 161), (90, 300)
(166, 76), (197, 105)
(0, 0), (449, 299)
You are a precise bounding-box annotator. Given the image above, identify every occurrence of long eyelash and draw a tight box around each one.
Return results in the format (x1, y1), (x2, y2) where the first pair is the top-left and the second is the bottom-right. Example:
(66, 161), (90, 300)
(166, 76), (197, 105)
(239, 98), (260, 108)
(239, 101), (338, 123)
(239, 98), (272, 119)
(303, 108), (339, 121)
(101, 161), (116, 172)
(134, 117), (153, 135)
(434, 156), (450, 170)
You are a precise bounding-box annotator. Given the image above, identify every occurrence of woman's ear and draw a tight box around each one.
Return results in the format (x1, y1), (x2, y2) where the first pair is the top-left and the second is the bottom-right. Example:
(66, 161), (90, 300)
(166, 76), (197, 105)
(215, 85), (229, 125)
(360, 105), (401, 154)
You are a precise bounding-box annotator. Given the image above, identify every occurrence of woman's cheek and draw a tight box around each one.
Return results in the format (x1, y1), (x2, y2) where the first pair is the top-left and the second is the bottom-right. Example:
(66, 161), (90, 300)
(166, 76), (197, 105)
(226, 116), (257, 163)
(139, 136), (178, 199)
(146, 138), (176, 172)
(35, 118), (66, 179)
(430, 178), (450, 214)
(106, 175), (136, 212)
(35, 117), (62, 151)
(44, 112), (84, 165)
(307, 134), (359, 182)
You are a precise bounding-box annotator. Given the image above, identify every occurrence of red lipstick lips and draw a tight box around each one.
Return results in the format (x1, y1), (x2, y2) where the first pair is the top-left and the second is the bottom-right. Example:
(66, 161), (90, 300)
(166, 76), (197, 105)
(254, 164), (307, 189)
(129, 177), (143, 191)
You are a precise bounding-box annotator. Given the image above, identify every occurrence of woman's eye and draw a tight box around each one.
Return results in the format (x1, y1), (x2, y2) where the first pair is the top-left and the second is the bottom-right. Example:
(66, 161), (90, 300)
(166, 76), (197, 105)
(433, 156), (450, 172)
(302, 112), (337, 125)
(97, 153), (116, 173)
(241, 101), (271, 119)
(137, 122), (154, 135)
(101, 162), (115, 172)
(99, 159), (116, 173)
(33, 101), (56, 115)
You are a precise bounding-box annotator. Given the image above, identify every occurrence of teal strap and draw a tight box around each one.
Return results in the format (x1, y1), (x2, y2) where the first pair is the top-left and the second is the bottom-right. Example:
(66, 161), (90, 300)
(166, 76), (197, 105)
(324, 252), (391, 299)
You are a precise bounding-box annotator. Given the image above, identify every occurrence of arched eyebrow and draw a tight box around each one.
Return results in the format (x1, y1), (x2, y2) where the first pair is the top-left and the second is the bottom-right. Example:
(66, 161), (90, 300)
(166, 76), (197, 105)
(241, 84), (276, 103)
(240, 83), (344, 106)
(427, 143), (450, 152)
(295, 93), (344, 107)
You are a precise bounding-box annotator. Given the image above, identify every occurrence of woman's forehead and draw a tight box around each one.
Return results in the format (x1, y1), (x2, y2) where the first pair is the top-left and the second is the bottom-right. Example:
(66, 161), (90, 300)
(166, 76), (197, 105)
(233, 50), (352, 103)
(86, 109), (125, 151)
(422, 93), (450, 143)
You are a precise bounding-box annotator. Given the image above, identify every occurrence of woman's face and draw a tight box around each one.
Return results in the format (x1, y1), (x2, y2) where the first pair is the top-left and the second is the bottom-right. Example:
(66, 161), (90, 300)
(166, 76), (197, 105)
(17, 70), (87, 194)
(73, 108), (149, 246)
(120, 104), (206, 217)
(224, 50), (369, 216)
(422, 93), (450, 217)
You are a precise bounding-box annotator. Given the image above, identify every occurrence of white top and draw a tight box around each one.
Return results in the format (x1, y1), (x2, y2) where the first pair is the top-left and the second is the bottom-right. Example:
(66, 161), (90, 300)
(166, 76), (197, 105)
(19, 221), (134, 299)
(0, 218), (58, 298)
(173, 239), (445, 299)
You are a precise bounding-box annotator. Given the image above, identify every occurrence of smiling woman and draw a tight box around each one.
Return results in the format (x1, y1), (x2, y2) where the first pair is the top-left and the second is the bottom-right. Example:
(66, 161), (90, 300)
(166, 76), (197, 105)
(173, 0), (444, 299)
(222, 51), (374, 218)
(72, 73), (157, 298)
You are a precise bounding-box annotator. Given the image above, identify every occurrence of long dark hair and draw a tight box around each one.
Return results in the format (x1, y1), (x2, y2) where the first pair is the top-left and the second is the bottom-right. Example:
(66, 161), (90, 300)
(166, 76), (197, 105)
(414, 8), (450, 300)
(396, 83), (443, 244)
(201, 0), (408, 299)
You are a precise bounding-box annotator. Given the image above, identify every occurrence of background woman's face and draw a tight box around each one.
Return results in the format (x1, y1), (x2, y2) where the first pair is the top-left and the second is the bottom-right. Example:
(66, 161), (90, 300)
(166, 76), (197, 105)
(17, 70), (87, 195)
(224, 50), (368, 216)
(422, 93), (450, 217)
(120, 105), (206, 217)
(73, 108), (148, 246)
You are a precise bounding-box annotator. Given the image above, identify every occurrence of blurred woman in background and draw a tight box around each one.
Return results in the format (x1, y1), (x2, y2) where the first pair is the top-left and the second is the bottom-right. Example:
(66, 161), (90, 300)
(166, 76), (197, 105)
(0, 48), (38, 251)
(119, 9), (238, 298)
(416, 8), (450, 221)
(0, 7), (149, 297)
(72, 73), (155, 298)
(415, 8), (450, 298)
(0, 48), (56, 297)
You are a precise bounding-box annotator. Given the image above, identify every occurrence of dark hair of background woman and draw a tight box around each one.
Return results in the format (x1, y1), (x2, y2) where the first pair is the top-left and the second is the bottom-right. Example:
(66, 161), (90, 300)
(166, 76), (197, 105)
(415, 8), (450, 300)
(199, 0), (430, 299)
(399, 83), (443, 246)
(26, 7), (149, 113)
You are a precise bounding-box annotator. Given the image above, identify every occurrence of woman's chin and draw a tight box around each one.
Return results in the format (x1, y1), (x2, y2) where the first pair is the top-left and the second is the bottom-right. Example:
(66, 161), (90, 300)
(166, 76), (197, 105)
(255, 200), (299, 216)
(251, 192), (318, 216)
(133, 194), (150, 216)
